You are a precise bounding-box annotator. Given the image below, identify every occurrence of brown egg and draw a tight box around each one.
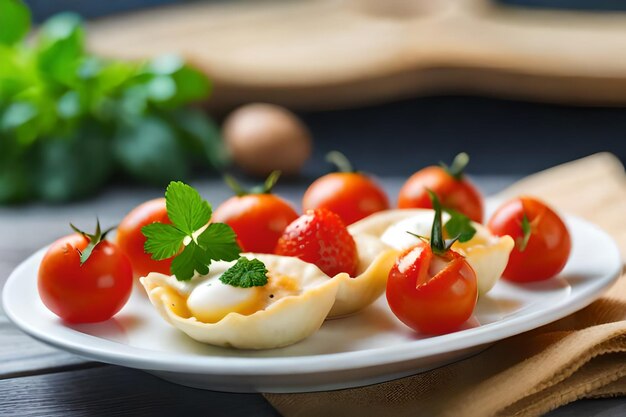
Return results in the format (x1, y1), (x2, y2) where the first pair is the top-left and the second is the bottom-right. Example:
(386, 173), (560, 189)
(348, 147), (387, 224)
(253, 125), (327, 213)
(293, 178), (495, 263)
(223, 103), (312, 177)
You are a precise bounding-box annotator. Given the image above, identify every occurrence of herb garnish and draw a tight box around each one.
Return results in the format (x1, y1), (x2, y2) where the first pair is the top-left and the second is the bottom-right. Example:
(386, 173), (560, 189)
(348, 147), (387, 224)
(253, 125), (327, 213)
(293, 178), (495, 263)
(219, 258), (269, 288)
(444, 208), (476, 243)
(142, 181), (268, 287)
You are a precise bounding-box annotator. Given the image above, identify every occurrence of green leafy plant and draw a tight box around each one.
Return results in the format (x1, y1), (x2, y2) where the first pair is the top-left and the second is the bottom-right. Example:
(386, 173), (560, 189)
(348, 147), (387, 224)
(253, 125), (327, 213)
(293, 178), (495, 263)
(0, 0), (227, 203)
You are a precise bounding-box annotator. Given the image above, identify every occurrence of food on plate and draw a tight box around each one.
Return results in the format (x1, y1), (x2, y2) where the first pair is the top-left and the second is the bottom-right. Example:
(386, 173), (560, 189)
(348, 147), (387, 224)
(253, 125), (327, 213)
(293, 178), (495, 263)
(141, 254), (339, 349)
(36, 151), (577, 349)
(275, 207), (398, 317)
(386, 192), (478, 335)
(38, 221), (132, 323)
(349, 208), (513, 295)
(275, 208), (358, 277)
(487, 196), (571, 282)
(330, 233), (398, 317)
(223, 103), (312, 177)
(117, 198), (172, 278)
(139, 181), (341, 348)
(302, 151), (389, 225)
(213, 171), (298, 254)
(397, 153), (484, 223)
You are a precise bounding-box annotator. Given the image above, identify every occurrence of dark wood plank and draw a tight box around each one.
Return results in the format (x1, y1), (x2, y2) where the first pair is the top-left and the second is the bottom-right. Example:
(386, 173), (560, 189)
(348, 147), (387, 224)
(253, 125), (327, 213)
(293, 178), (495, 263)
(0, 366), (279, 417)
(0, 321), (91, 379)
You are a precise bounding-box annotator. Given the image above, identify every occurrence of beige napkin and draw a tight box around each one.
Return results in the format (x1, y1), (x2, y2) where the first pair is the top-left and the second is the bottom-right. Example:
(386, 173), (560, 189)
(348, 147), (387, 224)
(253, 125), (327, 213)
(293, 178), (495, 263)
(265, 153), (626, 417)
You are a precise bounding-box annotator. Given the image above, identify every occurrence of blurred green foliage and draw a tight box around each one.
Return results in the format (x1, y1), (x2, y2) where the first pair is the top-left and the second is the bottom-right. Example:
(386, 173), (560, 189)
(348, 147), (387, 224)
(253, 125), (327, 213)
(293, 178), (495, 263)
(0, 0), (227, 203)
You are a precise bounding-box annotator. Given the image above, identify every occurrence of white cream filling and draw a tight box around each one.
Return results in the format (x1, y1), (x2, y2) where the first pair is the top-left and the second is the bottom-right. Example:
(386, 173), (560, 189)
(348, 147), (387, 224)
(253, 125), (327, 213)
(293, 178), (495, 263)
(381, 211), (451, 250)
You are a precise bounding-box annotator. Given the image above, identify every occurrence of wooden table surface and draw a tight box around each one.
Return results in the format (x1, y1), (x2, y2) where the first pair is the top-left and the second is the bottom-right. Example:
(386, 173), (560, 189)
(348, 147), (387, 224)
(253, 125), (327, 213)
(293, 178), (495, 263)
(1, 177), (625, 417)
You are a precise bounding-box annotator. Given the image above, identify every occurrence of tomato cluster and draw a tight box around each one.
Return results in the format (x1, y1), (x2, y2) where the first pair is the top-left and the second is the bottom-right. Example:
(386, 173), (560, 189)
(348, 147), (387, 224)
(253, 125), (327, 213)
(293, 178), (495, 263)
(38, 151), (570, 332)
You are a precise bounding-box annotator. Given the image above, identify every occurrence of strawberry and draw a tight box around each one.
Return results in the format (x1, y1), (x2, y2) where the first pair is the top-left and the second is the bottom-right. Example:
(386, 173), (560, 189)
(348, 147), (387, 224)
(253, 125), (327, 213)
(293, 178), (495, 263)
(275, 208), (358, 277)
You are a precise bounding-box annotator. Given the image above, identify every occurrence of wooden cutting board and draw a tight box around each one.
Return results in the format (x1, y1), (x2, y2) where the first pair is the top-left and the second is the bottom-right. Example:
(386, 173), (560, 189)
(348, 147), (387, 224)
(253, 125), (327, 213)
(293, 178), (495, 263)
(86, 0), (626, 110)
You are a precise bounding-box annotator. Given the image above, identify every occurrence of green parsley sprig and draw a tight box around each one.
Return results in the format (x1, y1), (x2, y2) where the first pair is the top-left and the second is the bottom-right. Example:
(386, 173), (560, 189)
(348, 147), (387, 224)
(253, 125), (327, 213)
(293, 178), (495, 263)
(220, 258), (268, 288)
(444, 208), (476, 243)
(142, 181), (268, 287)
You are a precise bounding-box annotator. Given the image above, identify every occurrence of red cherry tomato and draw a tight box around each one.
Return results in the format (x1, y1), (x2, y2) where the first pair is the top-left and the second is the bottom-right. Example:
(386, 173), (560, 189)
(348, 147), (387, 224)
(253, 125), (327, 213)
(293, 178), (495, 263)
(398, 154), (484, 223)
(386, 241), (477, 335)
(38, 234), (133, 323)
(213, 193), (298, 254)
(487, 196), (571, 282)
(302, 172), (389, 225)
(117, 198), (172, 278)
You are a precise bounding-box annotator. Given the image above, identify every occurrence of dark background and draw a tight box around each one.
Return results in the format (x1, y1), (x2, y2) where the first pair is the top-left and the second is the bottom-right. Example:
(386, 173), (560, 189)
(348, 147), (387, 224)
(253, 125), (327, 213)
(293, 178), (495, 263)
(23, 0), (626, 177)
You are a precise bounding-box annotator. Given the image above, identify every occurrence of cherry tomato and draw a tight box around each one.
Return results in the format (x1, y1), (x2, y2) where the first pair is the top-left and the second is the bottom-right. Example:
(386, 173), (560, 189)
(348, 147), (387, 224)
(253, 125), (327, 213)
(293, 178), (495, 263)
(398, 154), (484, 223)
(302, 172), (389, 225)
(386, 241), (478, 335)
(487, 196), (571, 282)
(38, 234), (133, 323)
(213, 194), (298, 254)
(117, 198), (172, 278)
(303, 151), (389, 225)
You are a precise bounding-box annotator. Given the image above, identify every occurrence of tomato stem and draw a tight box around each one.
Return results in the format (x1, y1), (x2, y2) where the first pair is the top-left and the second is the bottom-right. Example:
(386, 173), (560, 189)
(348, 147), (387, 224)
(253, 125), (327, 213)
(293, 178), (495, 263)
(427, 190), (446, 255)
(519, 213), (532, 252)
(325, 151), (355, 173)
(441, 152), (470, 180)
(427, 190), (462, 255)
(70, 219), (114, 265)
(224, 170), (282, 196)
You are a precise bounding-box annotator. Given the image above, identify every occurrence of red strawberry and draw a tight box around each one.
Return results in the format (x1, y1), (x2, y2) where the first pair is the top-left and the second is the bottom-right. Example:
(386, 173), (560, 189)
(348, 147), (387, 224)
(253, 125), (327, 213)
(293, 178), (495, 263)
(275, 208), (358, 277)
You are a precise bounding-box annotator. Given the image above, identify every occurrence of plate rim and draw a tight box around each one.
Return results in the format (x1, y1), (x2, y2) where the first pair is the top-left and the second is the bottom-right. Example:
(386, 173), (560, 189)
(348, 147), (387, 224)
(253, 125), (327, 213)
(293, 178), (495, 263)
(3, 215), (622, 377)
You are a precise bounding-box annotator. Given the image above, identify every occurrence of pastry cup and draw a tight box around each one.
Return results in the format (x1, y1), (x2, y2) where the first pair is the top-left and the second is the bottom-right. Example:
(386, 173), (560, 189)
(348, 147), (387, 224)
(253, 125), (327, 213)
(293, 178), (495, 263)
(141, 254), (339, 350)
(328, 233), (398, 317)
(349, 209), (514, 295)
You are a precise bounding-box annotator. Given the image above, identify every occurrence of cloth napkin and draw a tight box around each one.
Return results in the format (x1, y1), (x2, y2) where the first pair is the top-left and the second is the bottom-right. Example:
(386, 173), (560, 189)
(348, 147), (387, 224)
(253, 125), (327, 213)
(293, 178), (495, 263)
(265, 153), (626, 417)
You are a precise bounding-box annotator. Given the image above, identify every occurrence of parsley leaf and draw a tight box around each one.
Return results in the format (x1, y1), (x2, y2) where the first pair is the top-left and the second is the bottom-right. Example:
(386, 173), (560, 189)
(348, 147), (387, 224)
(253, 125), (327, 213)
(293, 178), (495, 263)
(142, 223), (186, 260)
(197, 223), (241, 262)
(142, 181), (243, 281)
(444, 208), (477, 243)
(220, 258), (268, 288)
(171, 243), (210, 281)
(165, 181), (212, 235)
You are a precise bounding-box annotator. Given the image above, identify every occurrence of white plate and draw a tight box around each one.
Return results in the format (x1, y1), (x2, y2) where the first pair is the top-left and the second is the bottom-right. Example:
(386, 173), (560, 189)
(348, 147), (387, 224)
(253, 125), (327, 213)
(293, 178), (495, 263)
(3, 215), (622, 393)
